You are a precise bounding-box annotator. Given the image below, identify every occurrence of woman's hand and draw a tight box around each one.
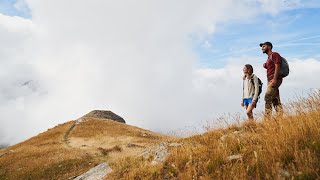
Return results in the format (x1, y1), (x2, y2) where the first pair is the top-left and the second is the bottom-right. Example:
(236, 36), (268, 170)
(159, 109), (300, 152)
(252, 101), (256, 108)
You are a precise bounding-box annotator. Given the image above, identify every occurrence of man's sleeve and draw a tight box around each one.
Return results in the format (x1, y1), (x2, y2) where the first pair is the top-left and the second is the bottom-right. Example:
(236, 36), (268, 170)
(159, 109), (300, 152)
(273, 52), (281, 64)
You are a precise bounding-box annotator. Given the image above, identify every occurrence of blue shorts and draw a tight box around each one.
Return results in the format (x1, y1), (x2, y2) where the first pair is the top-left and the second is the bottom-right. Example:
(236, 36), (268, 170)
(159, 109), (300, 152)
(243, 98), (253, 106)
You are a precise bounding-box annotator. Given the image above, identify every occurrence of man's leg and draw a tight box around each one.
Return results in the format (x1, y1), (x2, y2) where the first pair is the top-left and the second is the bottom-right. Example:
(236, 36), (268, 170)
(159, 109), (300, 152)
(273, 80), (283, 117)
(264, 82), (274, 120)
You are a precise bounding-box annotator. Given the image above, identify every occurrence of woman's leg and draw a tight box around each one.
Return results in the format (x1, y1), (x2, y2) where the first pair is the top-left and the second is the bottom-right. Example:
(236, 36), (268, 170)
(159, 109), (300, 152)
(246, 103), (254, 121)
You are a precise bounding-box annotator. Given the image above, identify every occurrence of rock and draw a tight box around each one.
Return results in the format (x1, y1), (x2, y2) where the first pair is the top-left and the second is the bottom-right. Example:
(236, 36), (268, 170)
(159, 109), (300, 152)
(83, 110), (126, 124)
(74, 162), (112, 180)
(278, 169), (290, 178)
(139, 142), (170, 165)
(227, 154), (242, 161)
(152, 145), (169, 165)
(168, 143), (183, 147)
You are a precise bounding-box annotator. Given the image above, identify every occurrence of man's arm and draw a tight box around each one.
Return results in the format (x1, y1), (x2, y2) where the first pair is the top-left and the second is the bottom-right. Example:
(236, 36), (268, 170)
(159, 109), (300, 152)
(271, 53), (281, 87)
(271, 63), (280, 87)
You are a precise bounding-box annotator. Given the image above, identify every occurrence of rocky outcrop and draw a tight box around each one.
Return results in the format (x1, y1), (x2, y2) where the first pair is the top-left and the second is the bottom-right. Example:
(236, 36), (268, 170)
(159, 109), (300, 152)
(83, 110), (126, 124)
(74, 162), (112, 180)
(139, 142), (183, 165)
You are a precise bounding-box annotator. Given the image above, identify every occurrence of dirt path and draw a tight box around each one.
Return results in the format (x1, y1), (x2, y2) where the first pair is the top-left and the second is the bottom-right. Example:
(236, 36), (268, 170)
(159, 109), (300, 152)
(0, 150), (14, 158)
(64, 118), (84, 147)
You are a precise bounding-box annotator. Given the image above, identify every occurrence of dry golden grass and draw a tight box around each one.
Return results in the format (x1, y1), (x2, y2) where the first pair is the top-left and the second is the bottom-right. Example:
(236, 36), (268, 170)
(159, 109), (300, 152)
(71, 118), (165, 139)
(1, 92), (320, 179)
(107, 92), (320, 179)
(0, 118), (170, 179)
(67, 118), (173, 164)
(0, 121), (99, 179)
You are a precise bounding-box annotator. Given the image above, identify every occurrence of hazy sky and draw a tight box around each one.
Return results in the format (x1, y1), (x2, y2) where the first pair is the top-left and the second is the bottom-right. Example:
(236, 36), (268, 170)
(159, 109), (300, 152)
(1, 0), (320, 145)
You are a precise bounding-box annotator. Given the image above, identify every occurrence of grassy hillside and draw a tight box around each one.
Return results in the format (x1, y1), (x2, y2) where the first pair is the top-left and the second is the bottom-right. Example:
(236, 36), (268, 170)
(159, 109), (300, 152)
(107, 92), (320, 179)
(1, 92), (319, 179)
(0, 118), (170, 179)
(0, 121), (93, 179)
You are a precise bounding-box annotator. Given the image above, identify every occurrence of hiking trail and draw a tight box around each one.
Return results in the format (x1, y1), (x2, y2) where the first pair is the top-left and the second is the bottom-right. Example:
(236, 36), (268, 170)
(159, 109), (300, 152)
(64, 118), (85, 147)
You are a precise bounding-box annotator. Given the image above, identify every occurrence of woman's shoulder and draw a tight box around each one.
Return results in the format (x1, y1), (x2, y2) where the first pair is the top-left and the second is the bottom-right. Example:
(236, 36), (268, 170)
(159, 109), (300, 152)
(252, 74), (259, 80)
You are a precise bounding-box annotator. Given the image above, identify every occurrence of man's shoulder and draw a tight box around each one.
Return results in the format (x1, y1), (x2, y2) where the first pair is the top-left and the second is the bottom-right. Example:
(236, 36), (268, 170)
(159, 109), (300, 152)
(271, 52), (282, 63)
(272, 52), (281, 57)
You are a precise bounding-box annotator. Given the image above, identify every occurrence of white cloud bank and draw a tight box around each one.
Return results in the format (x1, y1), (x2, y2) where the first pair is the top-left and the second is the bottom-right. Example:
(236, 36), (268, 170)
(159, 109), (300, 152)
(1, 0), (319, 144)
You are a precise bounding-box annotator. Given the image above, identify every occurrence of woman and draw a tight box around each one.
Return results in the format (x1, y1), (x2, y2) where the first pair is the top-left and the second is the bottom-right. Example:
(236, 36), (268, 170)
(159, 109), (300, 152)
(241, 64), (260, 121)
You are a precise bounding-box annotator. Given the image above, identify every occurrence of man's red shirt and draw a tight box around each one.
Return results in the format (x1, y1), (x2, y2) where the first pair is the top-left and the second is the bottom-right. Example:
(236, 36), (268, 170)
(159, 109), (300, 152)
(264, 52), (282, 81)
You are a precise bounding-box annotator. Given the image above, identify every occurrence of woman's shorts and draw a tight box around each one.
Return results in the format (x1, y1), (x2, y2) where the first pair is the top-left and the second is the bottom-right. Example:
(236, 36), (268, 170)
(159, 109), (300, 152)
(243, 98), (253, 106)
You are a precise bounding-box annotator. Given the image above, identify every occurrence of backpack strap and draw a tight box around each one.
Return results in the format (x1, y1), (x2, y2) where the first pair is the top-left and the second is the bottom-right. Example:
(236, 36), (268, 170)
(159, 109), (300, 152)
(242, 76), (245, 103)
(250, 74), (255, 85)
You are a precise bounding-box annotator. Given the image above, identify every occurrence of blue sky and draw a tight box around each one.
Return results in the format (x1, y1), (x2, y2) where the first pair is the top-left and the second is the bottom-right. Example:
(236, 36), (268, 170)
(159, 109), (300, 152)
(1, 0), (319, 68)
(0, 0), (31, 18)
(194, 7), (320, 68)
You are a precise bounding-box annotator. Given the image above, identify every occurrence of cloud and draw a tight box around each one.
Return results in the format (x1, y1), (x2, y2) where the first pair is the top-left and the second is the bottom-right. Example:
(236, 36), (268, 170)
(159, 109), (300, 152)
(1, 1), (319, 144)
(280, 58), (320, 98)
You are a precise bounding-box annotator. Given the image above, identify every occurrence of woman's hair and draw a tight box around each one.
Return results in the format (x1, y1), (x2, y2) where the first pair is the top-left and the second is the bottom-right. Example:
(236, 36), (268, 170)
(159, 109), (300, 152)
(243, 64), (253, 79)
(245, 64), (253, 74)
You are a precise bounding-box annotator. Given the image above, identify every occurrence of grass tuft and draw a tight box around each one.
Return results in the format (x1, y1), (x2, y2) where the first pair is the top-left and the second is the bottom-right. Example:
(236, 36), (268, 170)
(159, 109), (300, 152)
(98, 145), (122, 156)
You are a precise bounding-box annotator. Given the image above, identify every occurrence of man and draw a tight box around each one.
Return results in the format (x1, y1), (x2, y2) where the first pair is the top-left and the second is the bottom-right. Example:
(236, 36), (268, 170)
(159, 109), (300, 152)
(260, 42), (283, 119)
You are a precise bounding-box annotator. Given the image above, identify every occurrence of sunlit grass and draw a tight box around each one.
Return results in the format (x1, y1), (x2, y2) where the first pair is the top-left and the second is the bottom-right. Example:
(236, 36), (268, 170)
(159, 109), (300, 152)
(0, 118), (170, 179)
(1, 92), (320, 179)
(107, 91), (320, 179)
(0, 121), (100, 179)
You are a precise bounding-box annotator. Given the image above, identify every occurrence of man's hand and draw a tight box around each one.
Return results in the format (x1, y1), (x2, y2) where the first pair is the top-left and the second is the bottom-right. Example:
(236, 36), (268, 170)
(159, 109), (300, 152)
(241, 102), (244, 107)
(270, 79), (277, 87)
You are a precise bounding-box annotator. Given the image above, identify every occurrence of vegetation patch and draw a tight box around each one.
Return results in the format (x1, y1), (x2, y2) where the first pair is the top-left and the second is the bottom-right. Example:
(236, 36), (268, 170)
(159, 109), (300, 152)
(98, 145), (122, 156)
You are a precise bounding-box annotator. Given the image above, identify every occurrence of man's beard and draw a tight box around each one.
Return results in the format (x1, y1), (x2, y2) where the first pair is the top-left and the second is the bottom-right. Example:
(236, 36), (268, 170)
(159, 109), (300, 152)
(262, 49), (269, 54)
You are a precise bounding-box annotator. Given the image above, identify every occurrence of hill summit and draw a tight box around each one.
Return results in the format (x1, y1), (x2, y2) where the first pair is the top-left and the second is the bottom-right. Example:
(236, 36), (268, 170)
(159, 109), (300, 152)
(82, 110), (126, 123)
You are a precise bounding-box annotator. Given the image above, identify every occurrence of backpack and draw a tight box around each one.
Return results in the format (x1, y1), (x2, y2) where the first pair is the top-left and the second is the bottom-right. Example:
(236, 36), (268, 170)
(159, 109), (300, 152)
(251, 75), (263, 102)
(279, 56), (290, 77)
(271, 53), (290, 77)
